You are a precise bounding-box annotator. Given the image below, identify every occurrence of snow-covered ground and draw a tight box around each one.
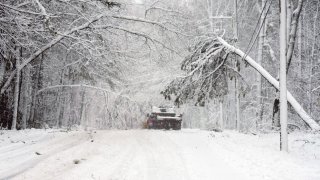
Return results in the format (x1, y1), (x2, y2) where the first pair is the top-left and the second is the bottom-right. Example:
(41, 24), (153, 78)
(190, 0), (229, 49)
(0, 129), (319, 180)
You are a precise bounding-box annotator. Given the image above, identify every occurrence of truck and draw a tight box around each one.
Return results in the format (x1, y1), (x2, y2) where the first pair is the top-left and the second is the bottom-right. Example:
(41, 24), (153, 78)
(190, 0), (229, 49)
(146, 106), (182, 130)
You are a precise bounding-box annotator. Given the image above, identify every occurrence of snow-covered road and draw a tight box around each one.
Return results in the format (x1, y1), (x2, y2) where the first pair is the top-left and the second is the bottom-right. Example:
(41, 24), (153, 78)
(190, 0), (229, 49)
(1, 129), (319, 180)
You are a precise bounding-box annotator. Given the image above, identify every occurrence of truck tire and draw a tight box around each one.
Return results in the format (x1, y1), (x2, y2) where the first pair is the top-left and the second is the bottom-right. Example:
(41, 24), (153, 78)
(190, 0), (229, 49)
(164, 121), (170, 130)
(173, 122), (181, 130)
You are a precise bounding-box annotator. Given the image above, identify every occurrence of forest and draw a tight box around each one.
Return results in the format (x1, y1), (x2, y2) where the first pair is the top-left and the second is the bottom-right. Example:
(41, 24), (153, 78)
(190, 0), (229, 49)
(1, 0), (320, 179)
(1, 0), (319, 133)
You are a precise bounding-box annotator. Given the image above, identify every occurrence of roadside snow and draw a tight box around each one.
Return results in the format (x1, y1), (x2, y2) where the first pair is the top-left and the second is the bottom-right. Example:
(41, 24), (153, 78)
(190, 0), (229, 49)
(0, 129), (319, 180)
(0, 129), (88, 179)
(203, 130), (320, 180)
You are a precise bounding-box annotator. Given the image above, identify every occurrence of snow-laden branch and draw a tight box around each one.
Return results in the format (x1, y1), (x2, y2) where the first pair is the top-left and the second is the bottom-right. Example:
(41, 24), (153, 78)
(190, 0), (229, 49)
(0, 1), (58, 19)
(209, 16), (232, 19)
(0, 2), (46, 16)
(0, 14), (105, 94)
(312, 86), (320, 92)
(145, 7), (184, 17)
(34, 0), (49, 22)
(0, 11), (188, 94)
(37, 84), (135, 102)
(110, 15), (191, 37)
(162, 39), (229, 106)
(93, 24), (179, 55)
(218, 37), (320, 131)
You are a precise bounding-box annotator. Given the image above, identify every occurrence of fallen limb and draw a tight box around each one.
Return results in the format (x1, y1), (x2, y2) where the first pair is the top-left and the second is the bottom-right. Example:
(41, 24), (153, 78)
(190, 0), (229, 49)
(218, 37), (320, 131)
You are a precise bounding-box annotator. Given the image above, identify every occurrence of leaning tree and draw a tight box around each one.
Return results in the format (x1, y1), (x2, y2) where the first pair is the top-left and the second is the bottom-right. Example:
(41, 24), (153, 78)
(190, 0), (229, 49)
(162, 37), (320, 131)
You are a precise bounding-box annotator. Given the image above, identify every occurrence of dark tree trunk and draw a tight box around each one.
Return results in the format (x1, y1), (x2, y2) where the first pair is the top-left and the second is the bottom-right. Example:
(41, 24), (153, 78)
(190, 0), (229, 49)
(29, 53), (44, 127)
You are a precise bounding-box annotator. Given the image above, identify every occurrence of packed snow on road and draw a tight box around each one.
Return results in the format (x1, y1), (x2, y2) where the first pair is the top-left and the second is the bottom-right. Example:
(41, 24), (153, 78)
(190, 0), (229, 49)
(0, 129), (319, 180)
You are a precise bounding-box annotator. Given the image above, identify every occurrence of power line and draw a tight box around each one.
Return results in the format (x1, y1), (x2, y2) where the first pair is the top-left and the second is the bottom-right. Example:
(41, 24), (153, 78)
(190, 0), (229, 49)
(241, 0), (271, 61)
(242, 0), (272, 61)
(243, 0), (268, 52)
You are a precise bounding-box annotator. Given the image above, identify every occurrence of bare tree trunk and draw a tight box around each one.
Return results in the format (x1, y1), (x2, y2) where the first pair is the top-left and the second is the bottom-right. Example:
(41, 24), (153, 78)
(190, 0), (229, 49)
(0, 57), (5, 85)
(11, 59), (20, 130)
(297, 12), (302, 77)
(309, 1), (319, 116)
(0, 56), (6, 127)
(287, 0), (293, 48)
(308, 61), (313, 116)
(55, 72), (64, 127)
(219, 101), (224, 129)
(12, 47), (24, 130)
(235, 78), (240, 130)
(21, 65), (31, 129)
(79, 86), (87, 129)
(29, 54), (43, 126)
(55, 94), (62, 127)
(61, 94), (70, 128)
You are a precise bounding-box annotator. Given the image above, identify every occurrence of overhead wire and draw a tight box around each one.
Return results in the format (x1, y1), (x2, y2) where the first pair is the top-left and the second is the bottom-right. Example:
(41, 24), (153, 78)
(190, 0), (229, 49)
(241, 0), (272, 61)
(242, 0), (272, 61)
(242, 0), (269, 52)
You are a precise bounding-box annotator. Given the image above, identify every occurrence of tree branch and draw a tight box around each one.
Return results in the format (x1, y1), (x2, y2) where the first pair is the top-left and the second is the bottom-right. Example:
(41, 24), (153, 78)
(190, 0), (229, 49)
(0, 2), (53, 16)
(0, 14), (105, 94)
(93, 24), (180, 55)
(109, 15), (191, 37)
(34, 0), (49, 21)
(286, 0), (303, 73)
(145, 7), (184, 17)
(37, 84), (134, 102)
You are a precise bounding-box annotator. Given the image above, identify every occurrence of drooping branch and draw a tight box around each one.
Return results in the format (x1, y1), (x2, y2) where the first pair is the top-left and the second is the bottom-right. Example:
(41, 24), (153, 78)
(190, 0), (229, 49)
(34, 0), (49, 22)
(162, 39), (229, 106)
(312, 86), (320, 92)
(93, 25), (179, 54)
(0, 11), (185, 94)
(0, 14), (105, 94)
(0, 2), (47, 16)
(145, 7), (183, 17)
(164, 37), (320, 130)
(109, 15), (191, 37)
(37, 84), (134, 102)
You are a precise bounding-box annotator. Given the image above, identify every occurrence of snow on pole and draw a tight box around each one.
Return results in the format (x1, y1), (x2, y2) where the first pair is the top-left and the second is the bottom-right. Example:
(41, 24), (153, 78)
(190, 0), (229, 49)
(280, 0), (288, 151)
(217, 37), (320, 131)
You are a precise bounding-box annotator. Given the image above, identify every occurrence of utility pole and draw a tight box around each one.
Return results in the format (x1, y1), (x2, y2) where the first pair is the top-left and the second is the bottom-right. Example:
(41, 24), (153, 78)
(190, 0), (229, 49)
(234, 0), (240, 131)
(280, 0), (288, 152)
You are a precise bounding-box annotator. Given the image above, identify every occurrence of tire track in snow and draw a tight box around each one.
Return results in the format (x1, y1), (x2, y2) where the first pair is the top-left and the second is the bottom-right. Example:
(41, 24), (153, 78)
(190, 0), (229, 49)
(2, 131), (89, 180)
(8, 130), (253, 180)
(136, 130), (191, 180)
(101, 132), (140, 180)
